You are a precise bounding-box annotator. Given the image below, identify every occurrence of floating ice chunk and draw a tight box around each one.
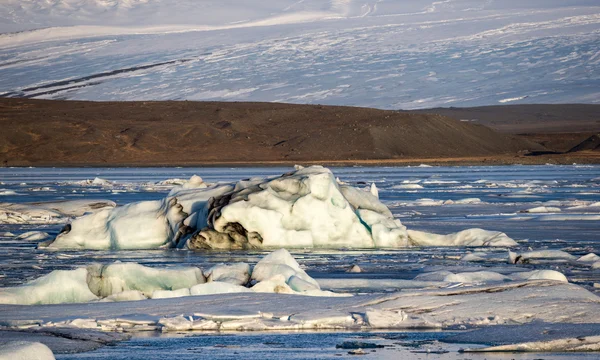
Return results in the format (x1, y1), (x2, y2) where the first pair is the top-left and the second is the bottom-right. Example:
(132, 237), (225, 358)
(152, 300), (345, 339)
(510, 270), (568, 283)
(537, 214), (600, 221)
(408, 228), (517, 247)
(577, 253), (600, 263)
(414, 271), (454, 282)
(460, 252), (490, 262)
(91, 177), (112, 186)
(364, 309), (440, 329)
(508, 250), (576, 264)
(567, 201), (600, 210)
(0, 268), (98, 305)
(444, 271), (509, 283)
(453, 198), (482, 204)
(151, 288), (191, 299)
(251, 249), (319, 288)
(0, 341), (55, 360)
(100, 290), (147, 302)
(392, 184), (424, 189)
(522, 206), (561, 213)
(205, 263), (250, 286)
(16, 231), (49, 241)
(86, 262), (204, 298)
(346, 265), (362, 273)
(156, 178), (188, 186)
(287, 275), (320, 292)
(462, 336), (600, 352)
(42, 197), (187, 250)
(251, 274), (296, 294)
(169, 175), (208, 192)
(189, 281), (251, 296)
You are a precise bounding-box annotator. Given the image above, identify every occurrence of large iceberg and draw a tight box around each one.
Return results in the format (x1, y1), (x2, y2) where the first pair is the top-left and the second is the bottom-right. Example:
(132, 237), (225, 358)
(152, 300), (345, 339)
(40, 166), (515, 250)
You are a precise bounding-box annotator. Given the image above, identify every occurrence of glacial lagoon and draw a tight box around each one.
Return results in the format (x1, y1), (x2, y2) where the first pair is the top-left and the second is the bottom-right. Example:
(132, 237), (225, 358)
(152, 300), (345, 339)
(1, 165), (599, 359)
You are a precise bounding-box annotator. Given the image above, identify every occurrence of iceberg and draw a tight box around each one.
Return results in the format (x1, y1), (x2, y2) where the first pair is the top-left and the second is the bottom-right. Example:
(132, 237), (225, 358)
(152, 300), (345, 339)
(0, 262), (205, 305)
(0, 268), (98, 305)
(37, 166), (518, 250)
(407, 228), (517, 247)
(0, 250), (345, 305)
(86, 263), (205, 298)
(0, 341), (55, 360)
(205, 263), (250, 285)
(251, 249), (319, 289)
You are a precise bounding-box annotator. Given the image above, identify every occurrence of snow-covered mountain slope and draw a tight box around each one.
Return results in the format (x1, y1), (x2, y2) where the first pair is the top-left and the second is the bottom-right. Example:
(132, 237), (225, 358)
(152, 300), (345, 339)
(0, 0), (598, 108)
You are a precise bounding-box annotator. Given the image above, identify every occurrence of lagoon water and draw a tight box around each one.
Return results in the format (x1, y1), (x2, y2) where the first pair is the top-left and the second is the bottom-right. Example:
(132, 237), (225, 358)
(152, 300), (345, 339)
(1, 165), (599, 358)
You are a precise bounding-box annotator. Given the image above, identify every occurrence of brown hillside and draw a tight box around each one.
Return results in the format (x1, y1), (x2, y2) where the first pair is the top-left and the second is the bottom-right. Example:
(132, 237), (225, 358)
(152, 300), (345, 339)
(0, 99), (543, 166)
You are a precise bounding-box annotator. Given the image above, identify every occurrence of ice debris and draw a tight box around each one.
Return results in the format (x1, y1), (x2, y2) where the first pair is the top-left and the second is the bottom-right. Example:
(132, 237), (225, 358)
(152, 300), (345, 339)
(0, 249), (350, 305)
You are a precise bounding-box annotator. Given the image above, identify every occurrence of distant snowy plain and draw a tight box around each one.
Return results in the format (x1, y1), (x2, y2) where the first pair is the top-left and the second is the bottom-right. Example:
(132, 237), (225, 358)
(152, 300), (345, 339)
(0, 0), (599, 108)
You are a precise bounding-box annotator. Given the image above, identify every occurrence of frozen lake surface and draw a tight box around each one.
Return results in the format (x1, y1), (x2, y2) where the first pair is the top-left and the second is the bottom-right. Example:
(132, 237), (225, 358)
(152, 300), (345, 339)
(1, 165), (599, 358)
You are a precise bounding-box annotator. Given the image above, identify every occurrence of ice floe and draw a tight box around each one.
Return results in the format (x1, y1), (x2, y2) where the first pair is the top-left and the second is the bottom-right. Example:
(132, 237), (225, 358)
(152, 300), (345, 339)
(522, 206), (561, 213)
(407, 228), (517, 247)
(15, 231), (49, 242)
(0, 249), (353, 305)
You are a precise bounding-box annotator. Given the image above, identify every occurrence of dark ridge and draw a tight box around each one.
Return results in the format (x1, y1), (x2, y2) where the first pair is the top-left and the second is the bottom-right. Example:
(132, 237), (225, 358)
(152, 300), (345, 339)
(1, 99), (598, 166)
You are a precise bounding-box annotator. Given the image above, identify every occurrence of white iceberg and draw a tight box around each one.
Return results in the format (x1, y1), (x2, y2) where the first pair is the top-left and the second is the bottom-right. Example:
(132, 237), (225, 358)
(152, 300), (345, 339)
(205, 263), (250, 286)
(251, 249), (319, 289)
(522, 206), (561, 213)
(38, 166), (517, 250)
(508, 250), (577, 264)
(0, 341), (55, 360)
(86, 262), (205, 298)
(0, 268), (98, 305)
(407, 228), (517, 247)
(16, 231), (49, 241)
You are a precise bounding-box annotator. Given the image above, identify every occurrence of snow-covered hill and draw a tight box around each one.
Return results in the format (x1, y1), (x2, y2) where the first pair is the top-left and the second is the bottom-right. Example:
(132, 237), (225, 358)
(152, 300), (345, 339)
(0, 0), (598, 108)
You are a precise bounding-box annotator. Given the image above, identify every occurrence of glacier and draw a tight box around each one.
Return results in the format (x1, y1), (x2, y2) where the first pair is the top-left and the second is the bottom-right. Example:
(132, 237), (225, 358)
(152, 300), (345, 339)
(0, 1), (598, 108)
